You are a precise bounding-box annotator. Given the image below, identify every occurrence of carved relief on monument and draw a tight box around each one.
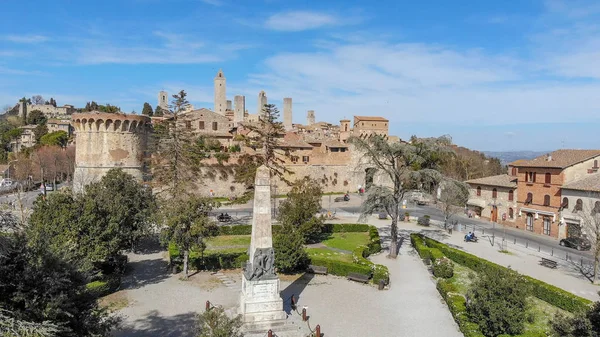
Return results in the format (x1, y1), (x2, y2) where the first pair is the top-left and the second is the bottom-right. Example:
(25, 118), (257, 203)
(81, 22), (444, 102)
(244, 247), (276, 281)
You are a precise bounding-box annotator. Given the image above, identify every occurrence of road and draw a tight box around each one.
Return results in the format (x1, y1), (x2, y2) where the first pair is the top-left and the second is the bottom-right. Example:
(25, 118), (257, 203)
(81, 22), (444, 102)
(0, 184), (65, 209)
(217, 196), (594, 265)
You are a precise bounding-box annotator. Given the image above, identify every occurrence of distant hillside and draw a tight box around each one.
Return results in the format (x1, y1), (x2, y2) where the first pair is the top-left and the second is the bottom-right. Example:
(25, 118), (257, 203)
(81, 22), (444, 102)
(483, 151), (547, 166)
(441, 145), (505, 181)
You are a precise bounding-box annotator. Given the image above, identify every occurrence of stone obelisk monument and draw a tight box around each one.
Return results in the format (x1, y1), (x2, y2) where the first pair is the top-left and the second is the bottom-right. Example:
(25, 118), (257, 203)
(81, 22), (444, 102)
(240, 165), (287, 326)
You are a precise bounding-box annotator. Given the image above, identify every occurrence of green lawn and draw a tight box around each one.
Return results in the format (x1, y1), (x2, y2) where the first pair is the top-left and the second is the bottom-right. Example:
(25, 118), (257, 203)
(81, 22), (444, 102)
(306, 248), (353, 263)
(321, 232), (370, 251)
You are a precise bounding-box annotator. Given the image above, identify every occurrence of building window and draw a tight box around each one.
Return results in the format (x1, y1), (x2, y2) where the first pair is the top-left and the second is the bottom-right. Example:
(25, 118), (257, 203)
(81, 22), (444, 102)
(199, 121), (205, 129)
(525, 192), (533, 205)
(594, 201), (600, 215)
(526, 172), (536, 183)
(544, 195), (550, 206)
(185, 121), (191, 129)
(492, 188), (497, 198)
(508, 190), (514, 201)
(543, 217), (551, 236)
(575, 199), (583, 212)
(344, 125), (348, 131)
(509, 208), (514, 219)
(561, 197), (569, 210)
(476, 186), (481, 196)
(526, 213), (534, 231)
(511, 167), (517, 176)
(595, 160), (599, 169)
(545, 173), (551, 184)
(291, 156), (298, 163)
(302, 156), (309, 163)
(212, 122), (218, 131)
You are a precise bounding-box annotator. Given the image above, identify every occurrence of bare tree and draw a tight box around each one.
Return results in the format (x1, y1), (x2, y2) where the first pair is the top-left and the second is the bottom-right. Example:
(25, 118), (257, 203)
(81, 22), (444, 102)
(575, 197), (600, 284)
(437, 179), (469, 229)
(351, 135), (449, 258)
(30, 95), (45, 105)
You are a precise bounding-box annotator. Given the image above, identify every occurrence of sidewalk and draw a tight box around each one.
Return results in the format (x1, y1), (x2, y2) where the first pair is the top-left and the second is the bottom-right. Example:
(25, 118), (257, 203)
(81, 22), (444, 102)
(365, 216), (600, 302)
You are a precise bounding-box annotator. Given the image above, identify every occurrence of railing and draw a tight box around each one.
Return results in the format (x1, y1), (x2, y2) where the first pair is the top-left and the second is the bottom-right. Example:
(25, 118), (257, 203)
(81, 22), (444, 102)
(442, 221), (596, 280)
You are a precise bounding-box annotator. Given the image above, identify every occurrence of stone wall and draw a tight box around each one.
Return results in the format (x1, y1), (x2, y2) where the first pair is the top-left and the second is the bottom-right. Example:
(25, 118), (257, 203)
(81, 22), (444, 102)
(71, 112), (151, 193)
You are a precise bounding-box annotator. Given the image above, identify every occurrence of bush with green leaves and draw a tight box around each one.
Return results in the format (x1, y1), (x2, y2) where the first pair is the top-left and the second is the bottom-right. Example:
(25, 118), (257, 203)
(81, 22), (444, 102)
(417, 215), (431, 226)
(277, 177), (324, 243)
(197, 305), (244, 337)
(551, 300), (600, 337)
(437, 280), (485, 337)
(273, 230), (309, 274)
(432, 257), (454, 279)
(466, 267), (531, 337)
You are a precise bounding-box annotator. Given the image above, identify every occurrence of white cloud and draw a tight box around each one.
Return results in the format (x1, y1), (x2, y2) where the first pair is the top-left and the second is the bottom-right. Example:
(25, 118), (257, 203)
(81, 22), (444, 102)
(3, 34), (48, 43)
(0, 66), (46, 76)
(265, 11), (339, 31)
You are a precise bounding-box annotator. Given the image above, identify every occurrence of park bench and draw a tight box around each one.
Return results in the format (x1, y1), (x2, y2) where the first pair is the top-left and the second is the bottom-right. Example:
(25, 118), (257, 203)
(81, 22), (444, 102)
(347, 272), (370, 283)
(307, 265), (328, 275)
(540, 257), (558, 269)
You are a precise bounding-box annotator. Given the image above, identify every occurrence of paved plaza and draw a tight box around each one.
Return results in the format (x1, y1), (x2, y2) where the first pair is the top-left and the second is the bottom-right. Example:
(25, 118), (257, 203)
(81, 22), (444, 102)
(111, 224), (462, 337)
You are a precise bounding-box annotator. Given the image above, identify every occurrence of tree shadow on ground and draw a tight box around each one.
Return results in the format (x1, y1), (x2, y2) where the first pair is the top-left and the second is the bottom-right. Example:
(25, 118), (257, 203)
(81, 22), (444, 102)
(280, 273), (315, 315)
(121, 257), (170, 290)
(113, 310), (197, 337)
(419, 228), (451, 242)
(131, 235), (163, 255)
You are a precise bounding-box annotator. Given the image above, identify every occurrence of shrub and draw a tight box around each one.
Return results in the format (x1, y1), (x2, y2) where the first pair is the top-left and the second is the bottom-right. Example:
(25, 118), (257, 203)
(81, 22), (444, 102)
(169, 242), (249, 271)
(367, 226), (382, 254)
(432, 257), (454, 279)
(417, 215), (431, 226)
(437, 280), (485, 337)
(373, 264), (390, 286)
(273, 230), (309, 274)
(86, 275), (121, 298)
(429, 248), (444, 263)
(466, 266), (531, 337)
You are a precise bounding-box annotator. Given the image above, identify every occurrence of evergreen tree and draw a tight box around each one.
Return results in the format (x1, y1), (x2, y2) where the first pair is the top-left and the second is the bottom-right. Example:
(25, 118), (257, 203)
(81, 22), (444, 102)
(277, 177), (324, 243)
(142, 102), (154, 116)
(196, 306), (243, 337)
(154, 105), (165, 116)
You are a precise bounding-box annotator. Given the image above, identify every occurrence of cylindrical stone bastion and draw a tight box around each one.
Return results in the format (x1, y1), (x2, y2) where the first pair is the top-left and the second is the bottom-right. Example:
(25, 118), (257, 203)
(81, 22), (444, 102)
(71, 112), (151, 193)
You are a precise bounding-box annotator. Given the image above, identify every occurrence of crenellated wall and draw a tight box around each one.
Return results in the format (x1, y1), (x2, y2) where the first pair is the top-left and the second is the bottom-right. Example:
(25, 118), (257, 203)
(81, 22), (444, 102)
(71, 112), (151, 193)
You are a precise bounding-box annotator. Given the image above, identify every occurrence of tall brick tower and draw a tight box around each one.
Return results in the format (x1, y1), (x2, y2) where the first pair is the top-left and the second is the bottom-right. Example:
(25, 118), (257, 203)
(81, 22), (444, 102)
(214, 69), (227, 115)
(283, 98), (293, 130)
(257, 91), (268, 117)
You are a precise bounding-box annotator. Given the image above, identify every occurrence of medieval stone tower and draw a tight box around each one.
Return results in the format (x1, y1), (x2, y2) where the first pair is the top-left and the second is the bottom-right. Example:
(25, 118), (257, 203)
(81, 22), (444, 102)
(158, 91), (169, 110)
(234, 95), (245, 123)
(283, 97), (293, 130)
(71, 112), (151, 194)
(257, 91), (267, 116)
(214, 69), (227, 115)
(307, 110), (315, 125)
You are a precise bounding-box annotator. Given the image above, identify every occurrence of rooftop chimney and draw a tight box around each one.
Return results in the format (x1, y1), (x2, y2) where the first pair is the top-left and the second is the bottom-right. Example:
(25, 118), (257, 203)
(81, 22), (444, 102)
(546, 153), (552, 161)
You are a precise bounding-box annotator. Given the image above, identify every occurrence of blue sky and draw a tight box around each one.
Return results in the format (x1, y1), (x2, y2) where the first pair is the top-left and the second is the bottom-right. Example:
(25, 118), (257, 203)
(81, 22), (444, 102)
(1, 0), (600, 152)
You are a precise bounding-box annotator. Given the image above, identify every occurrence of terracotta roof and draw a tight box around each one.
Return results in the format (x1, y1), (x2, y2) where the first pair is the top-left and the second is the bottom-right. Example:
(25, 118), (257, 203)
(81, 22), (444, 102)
(562, 174), (600, 192)
(465, 174), (517, 188)
(324, 139), (348, 148)
(509, 149), (600, 169)
(354, 116), (389, 122)
(280, 132), (313, 148)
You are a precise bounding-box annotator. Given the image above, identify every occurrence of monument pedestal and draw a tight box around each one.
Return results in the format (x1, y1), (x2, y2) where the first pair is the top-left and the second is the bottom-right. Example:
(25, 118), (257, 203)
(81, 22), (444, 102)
(240, 277), (286, 323)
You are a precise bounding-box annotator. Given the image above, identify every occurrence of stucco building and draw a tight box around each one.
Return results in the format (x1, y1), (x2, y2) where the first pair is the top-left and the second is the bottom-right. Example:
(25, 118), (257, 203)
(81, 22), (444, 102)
(47, 119), (74, 137)
(466, 174), (518, 223)
(9, 125), (37, 152)
(560, 175), (600, 240)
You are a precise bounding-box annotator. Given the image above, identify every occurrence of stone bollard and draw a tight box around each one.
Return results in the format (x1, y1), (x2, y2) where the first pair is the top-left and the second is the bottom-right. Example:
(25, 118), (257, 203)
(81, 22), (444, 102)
(302, 308), (307, 321)
(316, 325), (321, 336)
(378, 279), (385, 290)
(291, 295), (296, 310)
(268, 329), (273, 337)
(205, 301), (210, 311)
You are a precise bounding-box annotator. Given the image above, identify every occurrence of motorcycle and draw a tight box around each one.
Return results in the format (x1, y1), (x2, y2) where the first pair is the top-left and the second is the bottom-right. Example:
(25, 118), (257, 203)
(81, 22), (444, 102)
(464, 234), (478, 243)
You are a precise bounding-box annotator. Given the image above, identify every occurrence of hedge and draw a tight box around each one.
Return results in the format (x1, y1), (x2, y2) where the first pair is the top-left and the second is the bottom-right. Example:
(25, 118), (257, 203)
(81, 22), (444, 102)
(437, 279), (485, 337)
(323, 223), (370, 233)
(309, 255), (372, 277)
(349, 227), (390, 286)
(215, 223), (369, 236)
(169, 242), (249, 271)
(86, 275), (121, 298)
(413, 234), (592, 313)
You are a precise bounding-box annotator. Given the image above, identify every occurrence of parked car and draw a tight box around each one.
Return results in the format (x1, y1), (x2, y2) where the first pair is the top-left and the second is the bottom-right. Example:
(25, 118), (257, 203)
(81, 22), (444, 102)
(559, 237), (592, 251)
(217, 213), (232, 222)
(0, 178), (13, 187)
